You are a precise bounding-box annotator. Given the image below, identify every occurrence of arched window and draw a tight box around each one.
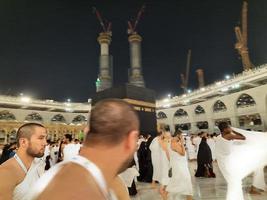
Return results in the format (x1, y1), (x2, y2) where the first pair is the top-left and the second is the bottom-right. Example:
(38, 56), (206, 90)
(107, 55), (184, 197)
(72, 115), (87, 124)
(9, 130), (17, 143)
(236, 93), (256, 108)
(51, 114), (66, 123)
(0, 110), (16, 121)
(0, 130), (6, 144)
(196, 121), (209, 129)
(238, 114), (262, 126)
(174, 109), (188, 117)
(157, 112), (167, 119)
(195, 105), (205, 114)
(175, 123), (191, 131)
(213, 100), (227, 112)
(25, 112), (43, 122)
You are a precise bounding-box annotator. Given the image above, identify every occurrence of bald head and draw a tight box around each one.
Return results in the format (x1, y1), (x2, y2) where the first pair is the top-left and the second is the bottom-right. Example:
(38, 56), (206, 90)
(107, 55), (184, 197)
(84, 99), (139, 146)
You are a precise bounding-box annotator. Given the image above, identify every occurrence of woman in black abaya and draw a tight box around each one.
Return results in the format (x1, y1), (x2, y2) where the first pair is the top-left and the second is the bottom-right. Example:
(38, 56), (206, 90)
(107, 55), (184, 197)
(195, 135), (216, 178)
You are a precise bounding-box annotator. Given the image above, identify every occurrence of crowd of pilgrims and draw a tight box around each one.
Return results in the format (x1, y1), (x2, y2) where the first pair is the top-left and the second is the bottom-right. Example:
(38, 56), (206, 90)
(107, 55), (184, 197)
(0, 129), (219, 200)
(133, 128), (217, 200)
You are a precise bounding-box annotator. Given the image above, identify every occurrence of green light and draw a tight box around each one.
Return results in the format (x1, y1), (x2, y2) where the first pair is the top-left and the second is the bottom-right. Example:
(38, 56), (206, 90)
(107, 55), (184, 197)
(96, 78), (101, 87)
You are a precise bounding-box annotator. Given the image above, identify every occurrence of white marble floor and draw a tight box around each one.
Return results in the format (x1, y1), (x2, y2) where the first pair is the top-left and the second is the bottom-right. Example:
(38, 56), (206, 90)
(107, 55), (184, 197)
(131, 161), (267, 200)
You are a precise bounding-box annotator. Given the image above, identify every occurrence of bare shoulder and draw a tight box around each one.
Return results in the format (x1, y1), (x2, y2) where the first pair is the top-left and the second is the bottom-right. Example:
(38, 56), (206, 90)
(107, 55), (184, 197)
(111, 176), (130, 200)
(37, 163), (105, 200)
(0, 163), (14, 183)
(171, 138), (179, 145)
(170, 138), (176, 146)
(0, 158), (24, 199)
(0, 158), (23, 181)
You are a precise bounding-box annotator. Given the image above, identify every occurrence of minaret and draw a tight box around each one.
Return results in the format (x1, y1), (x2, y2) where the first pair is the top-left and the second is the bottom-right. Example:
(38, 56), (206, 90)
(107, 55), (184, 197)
(127, 5), (146, 88)
(128, 33), (145, 87)
(93, 7), (113, 92)
(196, 69), (205, 88)
(96, 32), (113, 92)
(234, 1), (253, 71)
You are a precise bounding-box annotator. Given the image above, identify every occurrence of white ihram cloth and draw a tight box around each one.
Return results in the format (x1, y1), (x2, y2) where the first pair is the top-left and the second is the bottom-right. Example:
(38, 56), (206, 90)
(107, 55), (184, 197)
(185, 136), (196, 160)
(63, 143), (80, 161)
(25, 155), (117, 200)
(216, 127), (267, 200)
(166, 147), (193, 197)
(133, 151), (139, 172)
(43, 145), (50, 159)
(119, 167), (139, 187)
(193, 136), (201, 155)
(207, 138), (216, 160)
(135, 138), (145, 171)
(149, 137), (170, 185)
(252, 166), (266, 190)
(13, 154), (45, 200)
(50, 146), (59, 166)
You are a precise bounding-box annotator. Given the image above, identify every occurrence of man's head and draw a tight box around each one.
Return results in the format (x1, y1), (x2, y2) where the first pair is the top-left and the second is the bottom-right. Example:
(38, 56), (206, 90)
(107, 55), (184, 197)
(218, 122), (231, 135)
(157, 123), (165, 133)
(173, 129), (182, 139)
(63, 134), (72, 143)
(16, 123), (47, 158)
(84, 98), (139, 173)
(202, 132), (208, 138)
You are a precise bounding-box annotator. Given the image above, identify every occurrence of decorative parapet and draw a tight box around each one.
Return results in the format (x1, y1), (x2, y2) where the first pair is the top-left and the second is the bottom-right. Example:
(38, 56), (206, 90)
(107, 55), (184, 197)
(0, 95), (91, 112)
(157, 64), (267, 109)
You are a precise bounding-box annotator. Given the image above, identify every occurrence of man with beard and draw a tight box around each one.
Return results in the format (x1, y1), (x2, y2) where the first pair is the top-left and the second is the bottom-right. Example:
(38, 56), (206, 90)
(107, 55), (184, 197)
(26, 98), (140, 200)
(0, 123), (47, 200)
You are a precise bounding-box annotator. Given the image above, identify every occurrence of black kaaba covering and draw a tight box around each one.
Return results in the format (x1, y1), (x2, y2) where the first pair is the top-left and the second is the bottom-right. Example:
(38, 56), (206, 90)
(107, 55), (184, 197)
(92, 84), (157, 135)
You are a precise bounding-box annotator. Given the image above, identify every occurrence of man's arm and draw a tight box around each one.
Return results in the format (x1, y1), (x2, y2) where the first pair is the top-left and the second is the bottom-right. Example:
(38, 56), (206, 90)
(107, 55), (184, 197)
(232, 130), (246, 140)
(171, 139), (185, 156)
(224, 131), (246, 140)
(0, 167), (17, 200)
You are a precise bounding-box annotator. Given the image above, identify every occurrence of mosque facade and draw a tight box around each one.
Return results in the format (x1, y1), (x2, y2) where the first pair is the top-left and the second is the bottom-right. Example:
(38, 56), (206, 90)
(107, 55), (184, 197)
(0, 96), (90, 144)
(156, 64), (267, 134)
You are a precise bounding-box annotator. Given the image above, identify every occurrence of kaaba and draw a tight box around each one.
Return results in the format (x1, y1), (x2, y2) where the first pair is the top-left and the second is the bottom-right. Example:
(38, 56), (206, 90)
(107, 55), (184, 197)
(92, 84), (157, 135)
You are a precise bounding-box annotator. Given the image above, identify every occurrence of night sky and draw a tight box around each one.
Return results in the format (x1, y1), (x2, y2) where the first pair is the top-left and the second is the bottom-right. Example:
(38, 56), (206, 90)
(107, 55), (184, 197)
(0, 0), (267, 102)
